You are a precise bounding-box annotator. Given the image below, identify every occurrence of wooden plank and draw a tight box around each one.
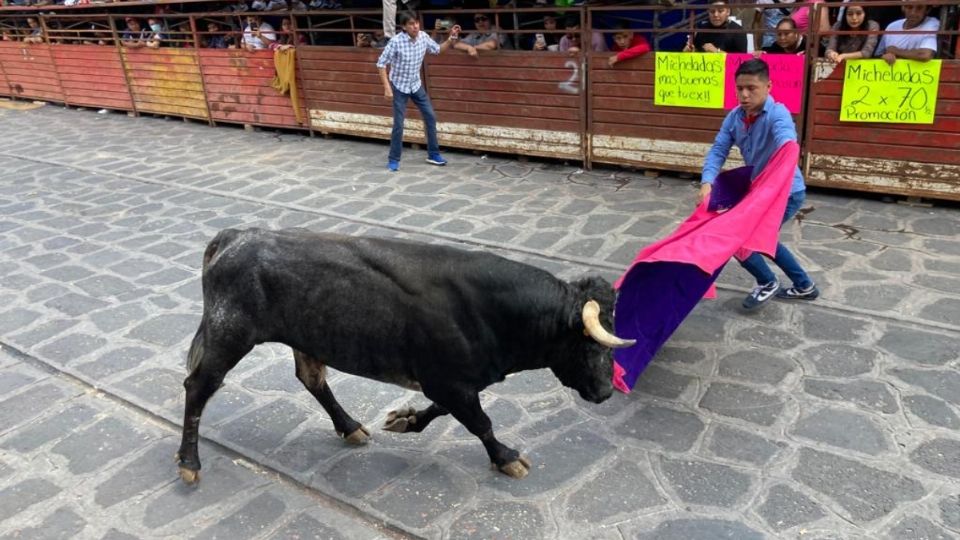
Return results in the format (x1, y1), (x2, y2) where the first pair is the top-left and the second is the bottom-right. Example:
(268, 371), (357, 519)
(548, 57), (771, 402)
(592, 123), (718, 144)
(431, 100), (579, 122)
(811, 111), (960, 136)
(808, 139), (956, 164)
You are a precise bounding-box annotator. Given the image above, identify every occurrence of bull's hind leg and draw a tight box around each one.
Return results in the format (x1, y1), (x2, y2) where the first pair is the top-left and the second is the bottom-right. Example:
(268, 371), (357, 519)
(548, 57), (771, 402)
(383, 403), (448, 433)
(176, 320), (252, 485)
(293, 350), (370, 444)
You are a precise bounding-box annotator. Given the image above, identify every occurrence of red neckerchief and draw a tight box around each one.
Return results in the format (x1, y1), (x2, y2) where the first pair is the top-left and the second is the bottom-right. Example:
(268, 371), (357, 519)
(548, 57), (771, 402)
(743, 112), (759, 129)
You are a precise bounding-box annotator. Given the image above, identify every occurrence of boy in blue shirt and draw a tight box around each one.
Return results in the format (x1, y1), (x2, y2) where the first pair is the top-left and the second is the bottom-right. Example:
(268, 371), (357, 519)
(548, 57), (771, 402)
(698, 59), (819, 310)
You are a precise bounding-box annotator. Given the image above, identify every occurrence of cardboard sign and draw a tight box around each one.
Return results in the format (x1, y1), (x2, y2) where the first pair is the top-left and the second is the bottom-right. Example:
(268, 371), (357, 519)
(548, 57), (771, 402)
(840, 59), (941, 124)
(654, 52), (725, 109)
(724, 53), (805, 114)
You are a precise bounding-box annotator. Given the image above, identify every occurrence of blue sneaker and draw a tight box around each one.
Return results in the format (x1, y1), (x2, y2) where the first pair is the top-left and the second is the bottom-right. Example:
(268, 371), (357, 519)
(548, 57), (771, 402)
(426, 153), (447, 166)
(387, 159), (399, 172)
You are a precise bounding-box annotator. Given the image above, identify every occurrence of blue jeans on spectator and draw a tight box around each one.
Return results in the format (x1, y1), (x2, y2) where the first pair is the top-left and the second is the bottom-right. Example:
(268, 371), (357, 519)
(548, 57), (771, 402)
(740, 190), (813, 288)
(389, 83), (439, 162)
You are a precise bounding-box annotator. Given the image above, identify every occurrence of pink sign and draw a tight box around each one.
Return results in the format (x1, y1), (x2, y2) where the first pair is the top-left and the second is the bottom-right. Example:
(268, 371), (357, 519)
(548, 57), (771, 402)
(724, 53), (805, 114)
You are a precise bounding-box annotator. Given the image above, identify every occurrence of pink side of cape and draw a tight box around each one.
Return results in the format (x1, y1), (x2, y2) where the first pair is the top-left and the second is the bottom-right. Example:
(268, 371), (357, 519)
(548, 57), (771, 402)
(613, 142), (800, 291)
(611, 142), (800, 392)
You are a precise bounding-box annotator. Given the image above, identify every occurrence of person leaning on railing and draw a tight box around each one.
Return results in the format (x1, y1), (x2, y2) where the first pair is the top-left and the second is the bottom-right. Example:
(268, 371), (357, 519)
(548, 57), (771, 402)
(121, 17), (151, 48)
(23, 17), (43, 44)
(760, 17), (805, 54)
(608, 23), (651, 67)
(874, 0), (939, 65)
(684, 0), (748, 53)
(242, 14), (277, 50)
(825, 4), (879, 63)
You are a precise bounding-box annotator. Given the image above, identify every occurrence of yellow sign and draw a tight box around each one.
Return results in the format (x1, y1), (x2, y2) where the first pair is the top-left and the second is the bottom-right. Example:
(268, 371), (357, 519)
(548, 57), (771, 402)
(840, 59), (941, 124)
(654, 52), (725, 109)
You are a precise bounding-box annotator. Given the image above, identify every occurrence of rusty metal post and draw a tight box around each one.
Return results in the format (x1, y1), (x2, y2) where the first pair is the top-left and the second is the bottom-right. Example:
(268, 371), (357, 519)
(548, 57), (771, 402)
(112, 15), (140, 117)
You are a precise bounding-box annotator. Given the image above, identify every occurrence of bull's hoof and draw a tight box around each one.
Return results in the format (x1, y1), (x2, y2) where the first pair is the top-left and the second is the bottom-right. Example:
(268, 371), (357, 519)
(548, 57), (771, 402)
(178, 466), (200, 485)
(383, 407), (418, 433)
(341, 426), (371, 445)
(497, 456), (531, 479)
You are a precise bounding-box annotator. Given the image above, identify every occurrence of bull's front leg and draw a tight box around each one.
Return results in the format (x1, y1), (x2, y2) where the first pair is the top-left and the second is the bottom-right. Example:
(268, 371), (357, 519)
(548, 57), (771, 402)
(423, 385), (530, 479)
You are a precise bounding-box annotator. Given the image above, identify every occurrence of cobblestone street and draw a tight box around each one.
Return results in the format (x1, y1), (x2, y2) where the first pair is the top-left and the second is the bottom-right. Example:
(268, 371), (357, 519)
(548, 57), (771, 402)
(1, 105), (959, 539)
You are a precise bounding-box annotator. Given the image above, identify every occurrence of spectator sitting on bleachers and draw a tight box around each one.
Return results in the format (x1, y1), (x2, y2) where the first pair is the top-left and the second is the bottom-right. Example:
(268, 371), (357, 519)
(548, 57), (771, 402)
(242, 15), (277, 50)
(145, 17), (166, 49)
(684, 1), (747, 53)
(203, 21), (235, 48)
(458, 12), (512, 51)
(753, 0), (793, 50)
(278, 17), (306, 46)
(559, 15), (607, 53)
(121, 17), (151, 48)
(531, 13), (560, 51)
(608, 23), (651, 67)
(825, 5), (879, 63)
(23, 17), (43, 44)
(875, 0), (939, 65)
(762, 18), (804, 54)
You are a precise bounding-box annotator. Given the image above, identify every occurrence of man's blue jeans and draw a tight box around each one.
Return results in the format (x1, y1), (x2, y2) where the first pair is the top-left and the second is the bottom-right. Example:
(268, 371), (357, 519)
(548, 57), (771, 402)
(389, 83), (439, 162)
(740, 190), (813, 288)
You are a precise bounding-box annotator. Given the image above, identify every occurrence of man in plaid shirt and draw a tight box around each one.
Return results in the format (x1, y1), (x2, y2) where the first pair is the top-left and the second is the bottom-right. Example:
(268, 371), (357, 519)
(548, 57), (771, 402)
(377, 13), (461, 171)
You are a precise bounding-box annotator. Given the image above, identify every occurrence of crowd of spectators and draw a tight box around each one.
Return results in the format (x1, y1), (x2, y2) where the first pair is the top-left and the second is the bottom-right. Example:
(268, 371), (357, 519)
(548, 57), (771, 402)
(0, 0), (951, 67)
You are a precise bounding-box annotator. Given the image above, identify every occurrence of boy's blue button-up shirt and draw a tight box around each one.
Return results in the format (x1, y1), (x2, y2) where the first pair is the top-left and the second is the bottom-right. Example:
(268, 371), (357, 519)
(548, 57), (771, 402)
(702, 96), (805, 194)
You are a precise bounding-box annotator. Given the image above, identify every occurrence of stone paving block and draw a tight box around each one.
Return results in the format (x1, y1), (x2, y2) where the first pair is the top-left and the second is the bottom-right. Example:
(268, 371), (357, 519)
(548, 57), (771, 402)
(320, 451), (413, 499)
(892, 369), (960, 406)
(50, 417), (149, 475)
(193, 491), (288, 540)
(879, 326), (960, 366)
(920, 299), (960, 326)
(242, 361), (304, 394)
(652, 346), (706, 366)
(81, 248), (129, 268)
(0, 308), (41, 337)
(41, 265), (95, 282)
(24, 252), (70, 270)
(718, 350), (795, 386)
(910, 439), (960, 479)
(484, 429), (613, 497)
(267, 427), (349, 474)
(792, 407), (891, 456)
(757, 484), (826, 532)
(618, 405), (705, 452)
(137, 267), (194, 287)
(634, 517), (765, 539)
(903, 395), (960, 429)
(447, 501), (547, 540)
(371, 463), (472, 529)
(565, 458), (666, 524)
(735, 326), (803, 350)
(74, 274), (138, 299)
(2, 401), (98, 452)
(803, 379), (899, 414)
(90, 303), (149, 334)
(706, 425), (783, 466)
(44, 293), (110, 317)
(266, 514), (346, 540)
(25, 283), (72, 303)
(126, 313), (200, 348)
(670, 313), (726, 342)
(143, 456), (265, 530)
(792, 448), (925, 522)
(699, 383), (785, 426)
(802, 310), (868, 342)
(804, 344), (876, 377)
(115, 368), (182, 407)
(632, 365), (695, 400)
(517, 407), (584, 441)
(217, 400), (311, 457)
(885, 516), (956, 540)
(940, 495), (960, 530)
(0, 383), (70, 430)
(844, 284), (909, 311)
(0, 478), (61, 522)
(36, 332), (107, 365)
(658, 457), (752, 507)
(0, 506), (87, 540)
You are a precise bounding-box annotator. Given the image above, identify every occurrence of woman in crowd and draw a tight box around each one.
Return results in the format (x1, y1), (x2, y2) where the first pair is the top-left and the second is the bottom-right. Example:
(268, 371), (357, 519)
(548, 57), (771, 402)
(825, 5), (880, 63)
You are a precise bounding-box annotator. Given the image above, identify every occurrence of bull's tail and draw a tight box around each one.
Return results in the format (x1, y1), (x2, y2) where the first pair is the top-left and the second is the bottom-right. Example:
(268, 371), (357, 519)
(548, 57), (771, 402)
(186, 319), (206, 374)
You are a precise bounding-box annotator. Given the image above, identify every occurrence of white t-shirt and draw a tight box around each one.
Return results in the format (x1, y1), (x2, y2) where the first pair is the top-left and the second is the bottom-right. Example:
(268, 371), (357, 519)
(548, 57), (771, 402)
(243, 21), (277, 49)
(875, 17), (939, 56)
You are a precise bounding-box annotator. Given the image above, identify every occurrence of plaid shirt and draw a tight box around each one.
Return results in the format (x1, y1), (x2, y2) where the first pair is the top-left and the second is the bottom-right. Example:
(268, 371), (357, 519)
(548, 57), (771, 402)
(375, 31), (440, 94)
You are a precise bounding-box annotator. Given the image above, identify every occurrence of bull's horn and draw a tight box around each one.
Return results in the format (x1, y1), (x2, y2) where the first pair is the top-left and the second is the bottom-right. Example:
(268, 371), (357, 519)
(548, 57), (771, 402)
(582, 300), (636, 349)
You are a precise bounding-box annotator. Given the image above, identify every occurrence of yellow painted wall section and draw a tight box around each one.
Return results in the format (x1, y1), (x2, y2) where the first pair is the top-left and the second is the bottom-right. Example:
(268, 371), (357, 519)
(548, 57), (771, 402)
(122, 48), (208, 119)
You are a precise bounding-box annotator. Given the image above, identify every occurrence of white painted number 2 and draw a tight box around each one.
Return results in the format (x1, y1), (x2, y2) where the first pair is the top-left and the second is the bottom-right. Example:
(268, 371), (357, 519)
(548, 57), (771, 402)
(559, 60), (579, 95)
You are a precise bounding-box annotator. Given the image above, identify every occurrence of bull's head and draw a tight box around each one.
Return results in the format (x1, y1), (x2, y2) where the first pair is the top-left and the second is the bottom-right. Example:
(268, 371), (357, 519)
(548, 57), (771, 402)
(550, 277), (635, 404)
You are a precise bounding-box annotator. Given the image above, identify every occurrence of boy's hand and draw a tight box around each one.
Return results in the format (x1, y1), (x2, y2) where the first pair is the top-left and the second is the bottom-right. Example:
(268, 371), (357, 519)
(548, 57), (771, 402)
(384, 86), (393, 100)
(697, 183), (712, 206)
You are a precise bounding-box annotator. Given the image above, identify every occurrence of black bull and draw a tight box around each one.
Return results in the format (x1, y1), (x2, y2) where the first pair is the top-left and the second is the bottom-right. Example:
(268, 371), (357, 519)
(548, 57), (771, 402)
(176, 228), (634, 483)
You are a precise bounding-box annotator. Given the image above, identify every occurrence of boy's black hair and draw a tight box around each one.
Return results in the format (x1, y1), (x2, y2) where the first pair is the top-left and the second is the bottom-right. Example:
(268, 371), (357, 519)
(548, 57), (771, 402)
(398, 12), (417, 26)
(735, 58), (770, 81)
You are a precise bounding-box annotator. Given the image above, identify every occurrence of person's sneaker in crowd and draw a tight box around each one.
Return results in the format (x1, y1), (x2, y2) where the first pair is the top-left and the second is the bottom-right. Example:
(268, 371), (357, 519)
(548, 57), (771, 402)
(426, 153), (447, 166)
(776, 283), (820, 301)
(742, 280), (779, 310)
(388, 159), (399, 172)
